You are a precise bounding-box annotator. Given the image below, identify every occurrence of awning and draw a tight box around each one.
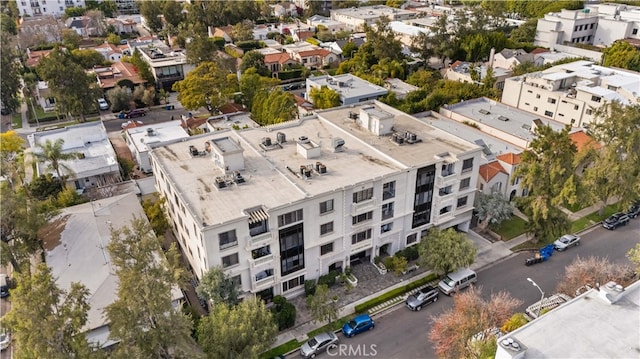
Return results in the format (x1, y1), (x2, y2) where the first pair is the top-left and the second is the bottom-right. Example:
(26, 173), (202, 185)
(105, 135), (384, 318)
(248, 208), (269, 224)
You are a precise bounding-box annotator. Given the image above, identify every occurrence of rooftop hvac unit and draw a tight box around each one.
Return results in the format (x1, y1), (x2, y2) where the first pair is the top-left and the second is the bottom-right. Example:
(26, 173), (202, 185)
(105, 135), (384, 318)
(332, 137), (345, 152)
(214, 177), (227, 189)
(262, 137), (272, 147)
(234, 171), (245, 184)
(276, 132), (286, 143)
(147, 128), (156, 136)
(298, 136), (310, 144)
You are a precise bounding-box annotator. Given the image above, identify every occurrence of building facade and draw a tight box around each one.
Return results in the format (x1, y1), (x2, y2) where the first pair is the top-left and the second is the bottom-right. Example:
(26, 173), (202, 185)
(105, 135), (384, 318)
(306, 74), (388, 106)
(17, 0), (86, 17)
(150, 101), (481, 301)
(136, 44), (194, 91)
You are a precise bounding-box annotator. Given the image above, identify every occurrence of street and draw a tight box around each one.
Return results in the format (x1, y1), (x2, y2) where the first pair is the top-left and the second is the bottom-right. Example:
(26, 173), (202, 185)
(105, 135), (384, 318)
(297, 221), (640, 359)
(99, 107), (194, 133)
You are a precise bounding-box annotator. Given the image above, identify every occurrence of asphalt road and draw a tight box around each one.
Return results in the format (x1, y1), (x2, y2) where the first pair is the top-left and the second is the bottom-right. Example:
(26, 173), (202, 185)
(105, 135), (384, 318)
(100, 107), (192, 133)
(297, 220), (640, 359)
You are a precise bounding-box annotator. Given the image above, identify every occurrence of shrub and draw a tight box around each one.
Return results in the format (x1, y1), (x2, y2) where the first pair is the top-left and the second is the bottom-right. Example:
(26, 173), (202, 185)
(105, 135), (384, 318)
(272, 295), (297, 331)
(235, 40), (264, 52)
(354, 273), (438, 313)
(400, 246), (420, 261)
(318, 270), (338, 287)
(389, 256), (408, 276)
(501, 313), (529, 333)
(304, 280), (317, 296)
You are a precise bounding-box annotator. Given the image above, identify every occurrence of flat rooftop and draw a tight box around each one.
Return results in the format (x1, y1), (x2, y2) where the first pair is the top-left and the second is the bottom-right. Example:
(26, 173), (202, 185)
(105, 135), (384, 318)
(331, 5), (417, 20)
(498, 280), (640, 358)
(307, 74), (388, 100)
(127, 121), (189, 153)
(444, 98), (568, 144)
(152, 101), (478, 227)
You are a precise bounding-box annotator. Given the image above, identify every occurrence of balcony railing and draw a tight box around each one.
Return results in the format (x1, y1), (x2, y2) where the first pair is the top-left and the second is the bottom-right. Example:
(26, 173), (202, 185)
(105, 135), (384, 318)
(351, 198), (377, 216)
(436, 175), (457, 188)
(252, 274), (275, 291)
(249, 253), (274, 268)
(246, 231), (272, 249)
(219, 240), (238, 251)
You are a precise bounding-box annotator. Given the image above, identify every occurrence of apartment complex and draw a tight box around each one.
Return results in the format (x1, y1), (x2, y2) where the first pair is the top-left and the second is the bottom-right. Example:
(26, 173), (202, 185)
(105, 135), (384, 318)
(330, 5), (417, 31)
(535, 3), (640, 48)
(501, 60), (640, 128)
(17, 0), (86, 17)
(149, 101), (481, 301)
(306, 74), (388, 106)
(135, 44), (194, 91)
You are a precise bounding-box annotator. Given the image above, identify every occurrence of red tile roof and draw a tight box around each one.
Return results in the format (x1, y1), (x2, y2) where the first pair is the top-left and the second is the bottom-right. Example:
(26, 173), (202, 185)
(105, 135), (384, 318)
(530, 48), (549, 55)
(297, 49), (331, 58)
(93, 62), (145, 89)
(26, 49), (54, 68)
(219, 103), (247, 114)
(569, 131), (602, 152)
(496, 152), (522, 165)
(479, 161), (508, 182)
(264, 52), (293, 64)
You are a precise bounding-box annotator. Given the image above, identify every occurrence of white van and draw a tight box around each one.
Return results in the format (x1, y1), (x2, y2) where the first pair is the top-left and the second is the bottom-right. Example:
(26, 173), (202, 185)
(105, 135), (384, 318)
(0, 274), (9, 298)
(438, 268), (477, 295)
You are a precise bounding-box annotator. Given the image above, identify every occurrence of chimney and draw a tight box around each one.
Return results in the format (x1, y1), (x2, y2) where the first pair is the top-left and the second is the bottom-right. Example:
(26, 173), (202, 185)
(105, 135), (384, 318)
(598, 281), (625, 304)
(489, 47), (496, 68)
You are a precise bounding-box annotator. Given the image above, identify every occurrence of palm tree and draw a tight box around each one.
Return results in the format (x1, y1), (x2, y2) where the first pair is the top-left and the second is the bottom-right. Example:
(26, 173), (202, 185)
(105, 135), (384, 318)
(33, 139), (80, 184)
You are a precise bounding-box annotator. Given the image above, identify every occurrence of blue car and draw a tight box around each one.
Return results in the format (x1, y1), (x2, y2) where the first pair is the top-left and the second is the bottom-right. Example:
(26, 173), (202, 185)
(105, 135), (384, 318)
(342, 314), (375, 338)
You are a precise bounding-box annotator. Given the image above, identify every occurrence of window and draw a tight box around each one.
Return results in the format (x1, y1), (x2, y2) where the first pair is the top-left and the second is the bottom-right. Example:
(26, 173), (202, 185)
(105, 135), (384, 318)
(278, 209), (303, 227)
(353, 188), (373, 203)
(320, 222), (334, 235)
(544, 110), (553, 117)
(252, 245), (271, 259)
(249, 219), (268, 236)
(352, 211), (373, 225)
(533, 106), (538, 112)
(255, 268), (274, 281)
(527, 90), (533, 93)
(524, 102), (530, 106)
(319, 199), (334, 214)
(382, 181), (396, 200)
(633, 28), (638, 35)
(279, 223), (304, 275)
(547, 98), (556, 104)
(231, 275), (241, 287)
(320, 242), (333, 255)
(351, 229), (372, 244)
(439, 206), (452, 215)
(559, 113), (564, 117)
(282, 275), (305, 292)
(586, 108), (593, 115)
(439, 185), (453, 196)
(457, 196), (468, 208)
(406, 233), (417, 245)
(590, 23), (595, 29)
(574, 26), (578, 32)
(381, 223), (393, 233)
(459, 177), (471, 190)
(574, 104), (579, 110)
(441, 163), (455, 176)
(462, 158), (474, 173)
(536, 94), (540, 99)
(219, 230), (237, 250)
(591, 95), (601, 103)
(381, 202), (394, 220)
(222, 253), (239, 268)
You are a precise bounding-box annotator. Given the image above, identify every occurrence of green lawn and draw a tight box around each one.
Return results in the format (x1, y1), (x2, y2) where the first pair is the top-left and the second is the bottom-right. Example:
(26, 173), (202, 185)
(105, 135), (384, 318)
(11, 112), (22, 129)
(491, 215), (528, 240)
(259, 339), (300, 359)
(564, 200), (591, 213)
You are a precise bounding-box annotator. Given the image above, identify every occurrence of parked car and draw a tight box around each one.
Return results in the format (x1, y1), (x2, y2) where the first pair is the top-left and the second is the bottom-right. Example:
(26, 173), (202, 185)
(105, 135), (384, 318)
(0, 332), (10, 351)
(300, 331), (338, 358)
(602, 212), (630, 230)
(553, 234), (581, 251)
(124, 109), (147, 118)
(405, 285), (439, 311)
(0, 274), (9, 298)
(627, 202), (640, 219)
(97, 98), (109, 111)
(342, 314), (375, 338)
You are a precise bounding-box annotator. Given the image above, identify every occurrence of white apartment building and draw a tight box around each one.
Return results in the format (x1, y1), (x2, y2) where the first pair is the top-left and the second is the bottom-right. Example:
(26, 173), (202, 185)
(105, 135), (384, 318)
(306, 74), (388, 105)
(501, 60), (640, 128)
(535, 3), (640, 48)
(149, 101), (481, 301)
(136, 43), (194, 91)
(124, 121), (189, 174)
(330, 5), (418, 31)
(17, 0), (86, 17)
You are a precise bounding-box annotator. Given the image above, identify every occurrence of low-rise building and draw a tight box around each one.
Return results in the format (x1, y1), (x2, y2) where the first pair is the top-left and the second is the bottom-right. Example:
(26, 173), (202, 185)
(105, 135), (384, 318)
(107, 17), (138, 34)
(149, 101), (481, 300)
(264, 52), (297, 73)
(17, 0), (85, 17)
(124, 121), (190, 174)
(306, 74), (388, 106)
(91, 62), (145, 90)
(501, 60), (640, 128)
(292, 48), (339, 69)
(444, 61), (512, 90)
(330, 5), (418, 31)
(492, 49), (540, 70)
(136, 43), (194, 91)
(384, 78), (419, 100)
(27, 122), (121, 190)
(307, 15), (347, 33)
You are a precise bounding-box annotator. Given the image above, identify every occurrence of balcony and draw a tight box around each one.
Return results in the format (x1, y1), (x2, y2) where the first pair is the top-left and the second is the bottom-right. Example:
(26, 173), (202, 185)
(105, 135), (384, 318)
(381, 210), (393, 221)
(245, 231), (272, 250)
(249, 253), (274, 268)
(251, 272), (275, 291)
(351, 238), (373, 252)
(351, 198), (377, 216)
(436, 174), (457, 188)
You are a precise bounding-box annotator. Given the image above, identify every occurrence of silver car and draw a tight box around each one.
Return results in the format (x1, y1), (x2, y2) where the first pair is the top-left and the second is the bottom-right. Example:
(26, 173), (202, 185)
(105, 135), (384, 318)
(300, 331), (338, 358)
(406, 285), (439, 311)
(553, 234), (581, 251)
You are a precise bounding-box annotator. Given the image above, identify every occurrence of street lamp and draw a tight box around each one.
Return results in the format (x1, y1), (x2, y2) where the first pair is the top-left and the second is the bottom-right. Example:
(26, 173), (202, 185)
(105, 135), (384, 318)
(527, 277), (545, 318)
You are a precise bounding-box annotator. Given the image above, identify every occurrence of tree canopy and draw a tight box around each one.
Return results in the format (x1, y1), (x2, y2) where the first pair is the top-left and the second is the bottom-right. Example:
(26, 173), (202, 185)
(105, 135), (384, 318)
(196, 266), (240, 307)
(239, 68), (280, 109)
(309, 86), (341, 109)
(475, 192), (513, 233)
(197, 298), (277, 358)
(33, 138), (81, 184)
(173, 61), (237, 113)
(251, 88), (297, 125)
(418, 228), (477, 276)
(556, 256), (635, 297)
(306, 284), (339, 325)
(602, 40), (640, 72)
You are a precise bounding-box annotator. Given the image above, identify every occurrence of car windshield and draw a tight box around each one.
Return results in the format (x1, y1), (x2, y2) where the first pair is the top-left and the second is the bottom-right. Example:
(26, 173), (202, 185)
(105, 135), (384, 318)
(560, 237), (570, 243)
(348, 320), (357, 329)
(443, 275), (455, 286)
(308, 338), (318, 347)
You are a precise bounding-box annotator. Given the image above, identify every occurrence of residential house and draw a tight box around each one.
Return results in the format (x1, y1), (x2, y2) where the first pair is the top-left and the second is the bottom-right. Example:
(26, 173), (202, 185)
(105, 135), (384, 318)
(66, 16), (96, 38)
(209, 26), (234, 43)
(264, 52), (296, 73)
(107, 17), (137, 34)
(17, 0), (86, 17)
(491, 49), (540, 70)
(27, 122), (121, 190)
(136, 43), (194, 91)
(91, 62), (146, 91)
(35, 81), (56, 111)
(26, 48), (57, 68)
(388, 21), (430, 47)
(306, 74), (388, 105)
(294, 95), (314, 115)
(271, 2), (298, 18)
(87, 42), (125, 62)
(501, 60), (640, 128)
(444, 61), (512, 91)
(19, 16), (62, 49)
(292, 29), (315, 42)
(124, 121), (189, 173)
(149, 100), (481, 301)
(292, 48), (339, 69)
(385, 78), (419, 100)
(307, 15), (346, 33)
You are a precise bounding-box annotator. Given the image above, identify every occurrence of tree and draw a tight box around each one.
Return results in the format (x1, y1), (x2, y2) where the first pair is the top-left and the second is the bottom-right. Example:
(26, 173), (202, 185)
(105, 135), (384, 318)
(306, 284), (339, 325)
(162, 0), (183, 28)
(1, 263), (98, 359)
(405, 69), (441, 91)
(428, 287), (522, 359)
(556, 256), (636, 297)
(627, 243), (640, 277)
(85, 9), (107, 36)
(513, 125), (578, 242)
(232, 20), (254, 42)
(197, 298), (277, 358)
(185, 33), (221, 64)
(105, 217), (202, 359)
(509, 18), (538, 44)
(271, 295), (297, 331)
(587, 102), (640, 212)
(0, 130), (25, 187)
(71, 48), (106, 68)
(173, 61), (235, 114)
(106, 86), (132, 112)
(364, 16), (403, 62)
(158, 88), (171, 104)
(475, 192), (513, 233)
(64, 6), (85, 17)
(602, 40), (640, 71)
(106, 33), (122, 45)
(86, 0), (117, 17)
(240, 50), (268, 75)
(251, 88), (297, 125)
(142, 86), (156, 109)
(33, 139), (81, 184)
(0, 32), (22, 114)
(26, 174), (65, 201)
(418, 227), (476, 276)
(129, 49), (155, 84)
(196, 266), (240, 307)
(309, 86), (341, 109)
(341, 40), (359, 59)
(141, 196), (169, 236)
(238, 68), (279, 109)
(36, 48), (102, 121)
(139, 1), (163, 33)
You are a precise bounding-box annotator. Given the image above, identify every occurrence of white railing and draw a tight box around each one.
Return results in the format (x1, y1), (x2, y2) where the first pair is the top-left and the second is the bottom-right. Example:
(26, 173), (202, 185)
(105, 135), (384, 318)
(436, 175), (457, 188)
(351, 198), (377, 216)
(249, 253), (274, 268)
(252, 275), (275, 291)
(245, 232), (272, 249)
